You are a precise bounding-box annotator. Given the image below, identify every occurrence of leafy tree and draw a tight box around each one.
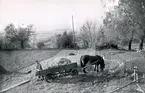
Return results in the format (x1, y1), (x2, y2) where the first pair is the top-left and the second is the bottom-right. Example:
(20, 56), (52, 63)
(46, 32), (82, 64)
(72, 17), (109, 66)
(55, 31), (76, 49)
(103, 1), (137, 50)
(0, 38), (2, 49)
(119, 0), (145, 50)
(95, 26), (107, 45)
(56, 34), (62, 48)
(5, 23), (34, 49)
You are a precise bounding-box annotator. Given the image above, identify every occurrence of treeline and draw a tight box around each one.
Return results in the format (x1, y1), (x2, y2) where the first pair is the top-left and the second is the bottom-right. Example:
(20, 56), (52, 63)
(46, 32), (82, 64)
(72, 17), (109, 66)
(0, 0), (145, 50)
(0, 24), (34, 50)
(55, 0), (145, 50)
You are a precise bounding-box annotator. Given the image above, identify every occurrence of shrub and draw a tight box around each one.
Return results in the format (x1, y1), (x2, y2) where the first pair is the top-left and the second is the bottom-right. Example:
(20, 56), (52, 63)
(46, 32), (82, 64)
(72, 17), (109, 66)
(37, 42), (45, 49)
(96, 41), (118, 50)
(56, 31), (78, 49)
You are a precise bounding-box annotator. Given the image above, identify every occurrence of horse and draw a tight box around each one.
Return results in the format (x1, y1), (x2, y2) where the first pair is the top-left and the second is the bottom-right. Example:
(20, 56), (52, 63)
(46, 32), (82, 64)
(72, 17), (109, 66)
(80, 55), (105, 73)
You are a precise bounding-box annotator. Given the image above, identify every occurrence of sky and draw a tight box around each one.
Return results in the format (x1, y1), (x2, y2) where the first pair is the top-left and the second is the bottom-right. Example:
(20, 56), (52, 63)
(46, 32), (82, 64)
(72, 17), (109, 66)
(0, 0), (115, 33)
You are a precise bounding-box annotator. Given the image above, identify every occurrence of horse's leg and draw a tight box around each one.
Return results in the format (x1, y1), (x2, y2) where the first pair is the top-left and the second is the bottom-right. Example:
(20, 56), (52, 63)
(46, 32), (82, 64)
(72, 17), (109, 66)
(94, 65), (97, 71)
(97, 65), (99, 72)
(83, 67), (87, 73)
(101, 66), (104, 72)
(100, 65), (103, 72)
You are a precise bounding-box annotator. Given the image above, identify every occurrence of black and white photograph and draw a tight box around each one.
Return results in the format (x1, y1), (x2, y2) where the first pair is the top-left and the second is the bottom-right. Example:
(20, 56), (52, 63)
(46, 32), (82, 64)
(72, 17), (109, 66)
(0, 0), (145, 93)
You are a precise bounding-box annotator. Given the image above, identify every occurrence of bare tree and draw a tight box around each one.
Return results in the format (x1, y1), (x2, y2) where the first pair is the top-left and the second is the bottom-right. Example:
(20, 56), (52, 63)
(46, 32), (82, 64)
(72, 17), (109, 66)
(5, 23), (34, 49)
(79, 21), (98, 48)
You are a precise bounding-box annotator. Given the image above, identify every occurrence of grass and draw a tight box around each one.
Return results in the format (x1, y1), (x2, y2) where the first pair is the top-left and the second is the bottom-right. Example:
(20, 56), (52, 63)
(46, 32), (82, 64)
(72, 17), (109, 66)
(124, 43), (145, 50)
(0, 49), (60, 72)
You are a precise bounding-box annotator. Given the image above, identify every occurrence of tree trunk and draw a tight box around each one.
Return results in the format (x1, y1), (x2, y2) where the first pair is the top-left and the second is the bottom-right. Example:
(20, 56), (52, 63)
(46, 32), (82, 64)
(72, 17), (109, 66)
(128, 39), (132, 50)
(128, 30), (134, 50)
(20, 41), (25, 49)
(139, 38), (144, 50)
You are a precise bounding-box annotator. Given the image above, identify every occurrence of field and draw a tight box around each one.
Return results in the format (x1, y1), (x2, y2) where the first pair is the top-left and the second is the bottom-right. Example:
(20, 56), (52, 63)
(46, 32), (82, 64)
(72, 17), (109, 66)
(0, 49), (60, 71)
(0, 49), (145, 93)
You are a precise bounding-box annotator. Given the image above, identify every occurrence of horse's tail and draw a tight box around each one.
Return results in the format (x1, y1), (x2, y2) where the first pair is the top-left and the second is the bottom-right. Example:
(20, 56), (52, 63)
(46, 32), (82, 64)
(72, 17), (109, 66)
(80, 56), (85, 67)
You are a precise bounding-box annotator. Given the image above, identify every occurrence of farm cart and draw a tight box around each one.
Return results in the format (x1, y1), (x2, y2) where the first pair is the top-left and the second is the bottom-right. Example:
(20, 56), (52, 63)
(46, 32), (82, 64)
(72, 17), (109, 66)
(35, 63), (78, 82)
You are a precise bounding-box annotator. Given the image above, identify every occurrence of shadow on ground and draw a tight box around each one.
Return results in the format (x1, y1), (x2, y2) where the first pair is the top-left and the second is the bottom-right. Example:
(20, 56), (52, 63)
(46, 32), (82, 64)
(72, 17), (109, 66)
(45, 71), (125, 85)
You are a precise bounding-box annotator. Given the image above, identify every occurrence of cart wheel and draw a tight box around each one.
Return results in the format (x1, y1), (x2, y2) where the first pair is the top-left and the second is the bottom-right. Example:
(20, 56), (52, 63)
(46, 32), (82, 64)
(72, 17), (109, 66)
(45, 73), (56, 83)
(71, 69), (78, 76)
(45, 75), (50, 83)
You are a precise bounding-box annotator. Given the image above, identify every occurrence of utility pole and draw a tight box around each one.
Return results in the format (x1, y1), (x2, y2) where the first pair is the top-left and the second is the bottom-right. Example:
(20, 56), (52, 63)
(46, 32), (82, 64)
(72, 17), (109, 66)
(72, 16), (75, 33)
(72, 15), (75, 47)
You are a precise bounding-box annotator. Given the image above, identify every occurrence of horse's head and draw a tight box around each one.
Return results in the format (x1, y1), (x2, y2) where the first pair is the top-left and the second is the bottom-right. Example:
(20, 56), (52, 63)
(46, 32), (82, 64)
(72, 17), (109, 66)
(99, 56), (105, 71)
(101, 62), (105, 71)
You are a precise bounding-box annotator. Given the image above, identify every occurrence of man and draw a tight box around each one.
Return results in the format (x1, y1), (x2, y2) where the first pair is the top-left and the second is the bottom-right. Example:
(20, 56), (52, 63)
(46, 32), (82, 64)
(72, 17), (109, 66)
(36, 60), (43, 80)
